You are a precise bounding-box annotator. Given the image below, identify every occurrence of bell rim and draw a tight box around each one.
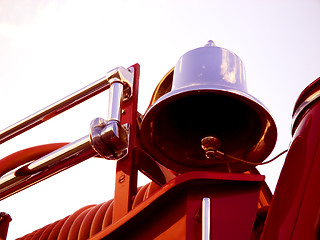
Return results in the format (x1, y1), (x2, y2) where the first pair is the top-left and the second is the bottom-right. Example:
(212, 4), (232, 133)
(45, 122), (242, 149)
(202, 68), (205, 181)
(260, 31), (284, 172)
(140, 85), (277, 173)
(144, 84), (276, 130)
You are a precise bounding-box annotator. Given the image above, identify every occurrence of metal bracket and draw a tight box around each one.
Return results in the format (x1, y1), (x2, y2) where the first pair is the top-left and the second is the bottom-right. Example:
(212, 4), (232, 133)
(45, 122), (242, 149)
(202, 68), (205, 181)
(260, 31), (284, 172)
(90, 118), (130, 160)
(106, 66), (134, 101)
(90, 66), (134, 160)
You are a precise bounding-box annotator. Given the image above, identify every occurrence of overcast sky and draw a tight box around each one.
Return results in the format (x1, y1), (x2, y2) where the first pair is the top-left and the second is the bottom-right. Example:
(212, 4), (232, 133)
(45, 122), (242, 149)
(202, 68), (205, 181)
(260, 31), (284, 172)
(1, 0), (320, 238)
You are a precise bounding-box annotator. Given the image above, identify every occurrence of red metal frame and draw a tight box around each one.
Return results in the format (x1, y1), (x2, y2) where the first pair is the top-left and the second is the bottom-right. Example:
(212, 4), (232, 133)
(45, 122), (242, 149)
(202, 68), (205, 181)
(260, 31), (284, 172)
(112, 63), (140, 221)
(91, 172), (264, 240)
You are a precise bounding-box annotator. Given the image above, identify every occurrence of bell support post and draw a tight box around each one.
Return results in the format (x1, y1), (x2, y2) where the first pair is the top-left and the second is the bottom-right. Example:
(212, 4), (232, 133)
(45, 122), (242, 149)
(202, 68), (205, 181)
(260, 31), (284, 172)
(111, 64), (140, 222)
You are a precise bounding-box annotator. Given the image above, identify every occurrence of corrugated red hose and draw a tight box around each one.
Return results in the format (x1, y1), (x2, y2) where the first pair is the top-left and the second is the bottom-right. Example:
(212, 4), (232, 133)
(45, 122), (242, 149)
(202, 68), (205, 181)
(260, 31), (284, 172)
(16, 182), (160, 239)
(0, 143), (160, 239)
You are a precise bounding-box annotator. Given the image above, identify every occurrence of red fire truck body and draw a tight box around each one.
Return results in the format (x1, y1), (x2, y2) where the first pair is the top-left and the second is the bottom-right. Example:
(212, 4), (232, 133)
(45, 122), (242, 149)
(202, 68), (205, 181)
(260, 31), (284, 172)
(0, 42), (319, 239)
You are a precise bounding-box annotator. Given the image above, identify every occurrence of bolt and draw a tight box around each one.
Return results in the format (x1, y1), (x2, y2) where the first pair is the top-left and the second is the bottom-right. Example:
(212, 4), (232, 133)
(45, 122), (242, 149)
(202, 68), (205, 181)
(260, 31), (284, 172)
(119, 175), (126, 183)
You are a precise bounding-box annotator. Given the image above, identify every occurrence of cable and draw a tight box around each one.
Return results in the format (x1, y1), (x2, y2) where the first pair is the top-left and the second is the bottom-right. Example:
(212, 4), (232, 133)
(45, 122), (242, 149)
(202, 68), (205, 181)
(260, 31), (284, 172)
(224, 149), (288, 166)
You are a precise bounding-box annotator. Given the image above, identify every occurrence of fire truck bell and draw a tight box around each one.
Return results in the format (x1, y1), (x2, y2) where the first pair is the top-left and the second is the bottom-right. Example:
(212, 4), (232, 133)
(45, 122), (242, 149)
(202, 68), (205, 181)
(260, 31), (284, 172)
(140, 41), (277, 173)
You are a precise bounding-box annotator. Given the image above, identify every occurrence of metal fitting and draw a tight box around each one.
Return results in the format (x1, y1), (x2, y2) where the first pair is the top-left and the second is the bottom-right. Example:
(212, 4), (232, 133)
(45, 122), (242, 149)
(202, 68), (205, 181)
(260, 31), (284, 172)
(89, 66), (134, 160)
(201, 136), (224, 161)
(106, 66), (134, 101)
(90, 118), (129, 160)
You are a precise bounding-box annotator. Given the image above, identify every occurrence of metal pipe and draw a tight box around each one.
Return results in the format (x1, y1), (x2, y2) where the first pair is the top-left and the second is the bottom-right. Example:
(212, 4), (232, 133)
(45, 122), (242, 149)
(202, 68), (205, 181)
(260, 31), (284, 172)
(0, 66), (134, 199)
(202, 197), (211, 240)
(0, 66), (133, 144)
(0, 134), (97, 198)
(89, 77), (128, 160)
(0, 172), (30, 194)
(26, 135), (95, 173)
(107, 79), (124, 122)
(0, 76), (111, 144)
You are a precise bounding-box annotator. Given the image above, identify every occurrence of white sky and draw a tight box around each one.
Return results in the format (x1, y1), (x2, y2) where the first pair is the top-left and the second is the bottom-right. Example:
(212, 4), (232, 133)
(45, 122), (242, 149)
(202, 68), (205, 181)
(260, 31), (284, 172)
(1, 0), (320, 239)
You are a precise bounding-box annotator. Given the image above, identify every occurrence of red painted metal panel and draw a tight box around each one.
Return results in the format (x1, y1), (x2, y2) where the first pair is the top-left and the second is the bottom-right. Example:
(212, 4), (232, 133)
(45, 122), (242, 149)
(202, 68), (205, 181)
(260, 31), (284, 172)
(262, 77), (320, 239)
(91, 172), (263, 240)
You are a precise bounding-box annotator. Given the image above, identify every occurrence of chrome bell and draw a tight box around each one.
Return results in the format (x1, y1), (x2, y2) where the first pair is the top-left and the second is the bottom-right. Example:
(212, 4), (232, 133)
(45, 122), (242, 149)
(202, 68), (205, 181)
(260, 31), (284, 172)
(140, 41), (277, 173)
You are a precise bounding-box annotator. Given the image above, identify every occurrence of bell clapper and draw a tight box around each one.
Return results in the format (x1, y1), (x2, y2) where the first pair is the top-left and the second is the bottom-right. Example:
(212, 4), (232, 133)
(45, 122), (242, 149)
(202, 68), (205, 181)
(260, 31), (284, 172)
(201, 136), (224, 160)
(201, 136), (232, 173)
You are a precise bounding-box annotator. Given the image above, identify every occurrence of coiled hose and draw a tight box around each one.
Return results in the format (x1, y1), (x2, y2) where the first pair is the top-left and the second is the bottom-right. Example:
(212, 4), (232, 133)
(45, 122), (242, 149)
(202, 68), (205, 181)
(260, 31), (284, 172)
(16, 182), (160, 240)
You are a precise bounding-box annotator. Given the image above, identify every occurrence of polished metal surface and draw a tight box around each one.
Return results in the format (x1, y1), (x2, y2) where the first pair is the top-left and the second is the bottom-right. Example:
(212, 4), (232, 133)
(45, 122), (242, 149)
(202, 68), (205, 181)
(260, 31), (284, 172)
(0, 134), (96, 198)
(0, 75), (109, 144)
(173, 40), (247, 93)
(202, 197), (211, 240)
(0, 66), (134, 196)
(0, 66), (134, 144)
(201, 136), (224, 162)
(89, 73), (130, 160)
(140, 41), (277, 173)
(90, 117), (110, 158)
(90, 118), (129, 160)
(107, 79), (124, 122)
(100, 121), (129, 159)
(27, 135), (94, 172)
(117, 66), (134, 101)
(0, 171), (30, 194)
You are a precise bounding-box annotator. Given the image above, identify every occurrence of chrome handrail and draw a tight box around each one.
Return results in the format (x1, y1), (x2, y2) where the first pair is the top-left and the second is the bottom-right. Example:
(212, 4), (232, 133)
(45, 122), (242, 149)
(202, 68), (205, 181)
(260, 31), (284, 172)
(0, 135), (94, 198)
(0, 66), (134, 199)
(0, 66), (133, 144)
